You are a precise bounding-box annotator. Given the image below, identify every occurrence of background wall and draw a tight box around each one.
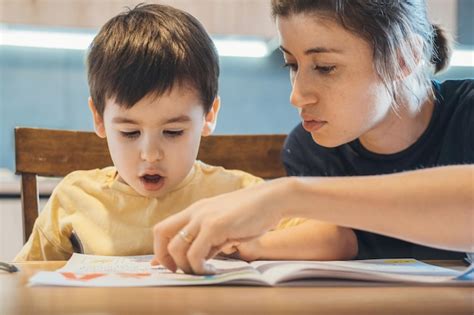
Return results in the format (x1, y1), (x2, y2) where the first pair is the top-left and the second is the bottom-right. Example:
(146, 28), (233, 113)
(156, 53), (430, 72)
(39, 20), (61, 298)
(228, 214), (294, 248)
(457, 0), (474, 45)
(1, 47), (473, 172)
(1, 0), (473, 171)
(0, 48), (296, 171)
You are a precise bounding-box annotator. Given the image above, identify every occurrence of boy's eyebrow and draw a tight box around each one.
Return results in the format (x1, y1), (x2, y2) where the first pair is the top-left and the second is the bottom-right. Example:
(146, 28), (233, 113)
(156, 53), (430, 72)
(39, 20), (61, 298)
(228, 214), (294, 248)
(111, 115), (192, 124)
(112, 117), (139, 124)
(163, 115), (192, 124)
(279, 45), (343, 56)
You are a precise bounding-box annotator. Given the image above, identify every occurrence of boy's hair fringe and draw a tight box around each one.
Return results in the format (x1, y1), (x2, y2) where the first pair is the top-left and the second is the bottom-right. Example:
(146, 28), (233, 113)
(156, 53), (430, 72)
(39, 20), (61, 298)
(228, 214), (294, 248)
(87, 3), (219, 116)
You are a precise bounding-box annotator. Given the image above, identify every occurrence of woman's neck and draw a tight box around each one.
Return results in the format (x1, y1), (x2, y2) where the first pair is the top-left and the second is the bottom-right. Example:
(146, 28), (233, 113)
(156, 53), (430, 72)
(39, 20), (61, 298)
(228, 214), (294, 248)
(358, 97), (435, 155)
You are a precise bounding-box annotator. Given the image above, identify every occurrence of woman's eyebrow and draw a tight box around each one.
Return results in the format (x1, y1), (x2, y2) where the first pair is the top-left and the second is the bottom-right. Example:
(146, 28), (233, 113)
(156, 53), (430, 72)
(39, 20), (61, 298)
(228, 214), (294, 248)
(280, 45), (343, 56)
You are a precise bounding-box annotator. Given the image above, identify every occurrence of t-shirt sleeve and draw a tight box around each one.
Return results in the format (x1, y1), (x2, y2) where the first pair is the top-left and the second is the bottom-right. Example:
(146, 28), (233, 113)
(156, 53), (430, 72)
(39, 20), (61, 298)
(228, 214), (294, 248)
(14, 184), (73, 262)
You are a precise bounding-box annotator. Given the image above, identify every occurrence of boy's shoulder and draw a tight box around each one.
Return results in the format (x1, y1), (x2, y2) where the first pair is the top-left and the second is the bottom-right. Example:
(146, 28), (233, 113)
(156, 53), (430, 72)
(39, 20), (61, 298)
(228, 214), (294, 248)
(193, 161), (264, 188)
(56, 166), (117, 191)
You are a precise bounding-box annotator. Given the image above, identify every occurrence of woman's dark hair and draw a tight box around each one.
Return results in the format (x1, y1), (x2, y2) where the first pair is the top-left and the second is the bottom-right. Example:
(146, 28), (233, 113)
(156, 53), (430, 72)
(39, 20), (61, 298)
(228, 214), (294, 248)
(271, 0), (452, 109)
(87, 3), (219, 116)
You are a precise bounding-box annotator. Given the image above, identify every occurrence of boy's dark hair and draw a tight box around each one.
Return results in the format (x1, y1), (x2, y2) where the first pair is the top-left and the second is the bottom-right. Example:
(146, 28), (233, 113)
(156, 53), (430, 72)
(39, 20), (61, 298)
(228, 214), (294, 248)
(87, 3), (219, 116)
(271, 0), (452, 110)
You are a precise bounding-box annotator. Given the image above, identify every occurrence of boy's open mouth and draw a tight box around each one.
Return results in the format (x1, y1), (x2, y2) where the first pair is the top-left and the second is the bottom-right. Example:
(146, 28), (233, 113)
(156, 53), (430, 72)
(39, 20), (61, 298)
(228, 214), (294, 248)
(141, 174), (162, 183)
(139, 173), (165, 192)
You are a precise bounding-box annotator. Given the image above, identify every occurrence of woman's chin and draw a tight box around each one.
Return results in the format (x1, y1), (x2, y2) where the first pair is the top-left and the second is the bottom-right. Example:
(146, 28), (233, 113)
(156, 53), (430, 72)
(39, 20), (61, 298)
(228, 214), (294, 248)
(310, 133), (344, 148)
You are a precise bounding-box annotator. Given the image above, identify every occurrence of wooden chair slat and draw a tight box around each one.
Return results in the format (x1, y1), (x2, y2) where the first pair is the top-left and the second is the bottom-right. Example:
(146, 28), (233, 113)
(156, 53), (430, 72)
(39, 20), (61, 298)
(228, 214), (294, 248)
(198, 135), (287, 179)
(15, 128), (112, 177)
(20, 173), (39, 243)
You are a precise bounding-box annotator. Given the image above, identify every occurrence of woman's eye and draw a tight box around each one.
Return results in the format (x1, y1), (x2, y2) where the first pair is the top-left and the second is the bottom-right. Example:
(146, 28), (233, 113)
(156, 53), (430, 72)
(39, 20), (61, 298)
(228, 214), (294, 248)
(314, 65), (336, 74)
(164, 130), (184, 137)
(120, 131), (140, 139)
(283, 62), (298, 72)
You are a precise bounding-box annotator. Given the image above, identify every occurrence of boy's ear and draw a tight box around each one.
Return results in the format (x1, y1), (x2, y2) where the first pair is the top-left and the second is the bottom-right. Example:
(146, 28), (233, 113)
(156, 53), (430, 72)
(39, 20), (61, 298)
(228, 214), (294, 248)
(201, 96), (221, 137)
(88, 97), (106, 138)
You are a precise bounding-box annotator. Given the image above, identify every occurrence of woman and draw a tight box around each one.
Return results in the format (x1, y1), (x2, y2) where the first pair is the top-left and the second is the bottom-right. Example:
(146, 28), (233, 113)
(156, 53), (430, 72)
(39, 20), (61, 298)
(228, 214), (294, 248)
(152, 0), (473, 274)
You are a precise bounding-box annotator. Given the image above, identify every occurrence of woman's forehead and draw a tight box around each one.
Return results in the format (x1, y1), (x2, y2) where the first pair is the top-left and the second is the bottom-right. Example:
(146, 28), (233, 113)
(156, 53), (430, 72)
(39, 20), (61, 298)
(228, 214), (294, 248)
(276, 14), (368, 57)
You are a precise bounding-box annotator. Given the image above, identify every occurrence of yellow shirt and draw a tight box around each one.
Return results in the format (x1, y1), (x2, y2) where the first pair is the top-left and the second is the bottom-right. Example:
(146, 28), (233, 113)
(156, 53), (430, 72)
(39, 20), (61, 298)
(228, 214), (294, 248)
(15, 161), (305, 261)
(15, 161), (264, 261)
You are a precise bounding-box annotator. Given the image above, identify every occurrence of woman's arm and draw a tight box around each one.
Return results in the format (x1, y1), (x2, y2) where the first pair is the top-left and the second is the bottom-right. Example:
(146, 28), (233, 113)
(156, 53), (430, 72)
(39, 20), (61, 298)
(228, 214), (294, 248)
(285, 165), (473, 252)
(153, 165), (473, 274)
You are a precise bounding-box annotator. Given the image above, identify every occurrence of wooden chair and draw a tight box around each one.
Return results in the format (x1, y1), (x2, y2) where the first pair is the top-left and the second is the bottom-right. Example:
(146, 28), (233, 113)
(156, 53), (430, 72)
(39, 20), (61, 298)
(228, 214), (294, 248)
(15, 127), (287, 243)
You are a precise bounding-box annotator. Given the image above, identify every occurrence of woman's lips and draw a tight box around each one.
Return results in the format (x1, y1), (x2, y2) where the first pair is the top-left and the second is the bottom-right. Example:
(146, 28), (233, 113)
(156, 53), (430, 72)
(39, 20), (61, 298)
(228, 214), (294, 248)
(302, 120), (327, 132)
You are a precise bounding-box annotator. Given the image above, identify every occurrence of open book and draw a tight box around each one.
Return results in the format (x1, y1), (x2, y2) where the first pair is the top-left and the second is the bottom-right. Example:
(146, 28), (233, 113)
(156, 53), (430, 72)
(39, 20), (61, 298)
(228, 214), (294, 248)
(28, 253), (473, 287)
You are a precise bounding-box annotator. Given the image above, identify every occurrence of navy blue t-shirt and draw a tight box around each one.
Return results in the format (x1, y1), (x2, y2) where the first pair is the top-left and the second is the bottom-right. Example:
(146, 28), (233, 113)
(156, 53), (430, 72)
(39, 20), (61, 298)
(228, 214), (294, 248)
(282, 80), (473, 259)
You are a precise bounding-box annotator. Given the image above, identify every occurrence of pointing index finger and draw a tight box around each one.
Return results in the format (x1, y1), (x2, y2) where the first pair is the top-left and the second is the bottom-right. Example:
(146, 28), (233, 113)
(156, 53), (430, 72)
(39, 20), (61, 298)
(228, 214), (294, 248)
(152, 211), (190, 272)
(187, 223), (228, 274)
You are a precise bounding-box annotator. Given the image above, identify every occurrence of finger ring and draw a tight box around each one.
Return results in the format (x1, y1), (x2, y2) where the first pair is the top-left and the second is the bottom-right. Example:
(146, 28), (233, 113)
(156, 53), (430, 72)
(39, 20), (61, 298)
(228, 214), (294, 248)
(178, 230), (194, 244)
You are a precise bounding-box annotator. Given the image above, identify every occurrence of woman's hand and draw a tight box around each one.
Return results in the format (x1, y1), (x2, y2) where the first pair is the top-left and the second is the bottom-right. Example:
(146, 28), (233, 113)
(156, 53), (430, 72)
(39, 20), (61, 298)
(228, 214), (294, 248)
(151, 179), (287, 274)
(219, 238), (262, 262)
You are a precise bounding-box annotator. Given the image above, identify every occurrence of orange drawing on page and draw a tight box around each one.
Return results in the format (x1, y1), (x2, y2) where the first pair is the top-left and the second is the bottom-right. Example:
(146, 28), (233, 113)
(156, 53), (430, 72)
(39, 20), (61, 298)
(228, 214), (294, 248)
(118, 273), (151, 279)
(61, 272), (106, 281)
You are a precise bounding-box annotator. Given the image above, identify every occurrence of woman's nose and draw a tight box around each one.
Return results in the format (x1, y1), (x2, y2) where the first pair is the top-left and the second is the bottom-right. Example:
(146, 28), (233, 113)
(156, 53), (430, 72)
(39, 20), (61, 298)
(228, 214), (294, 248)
(290, 72), (318, 109)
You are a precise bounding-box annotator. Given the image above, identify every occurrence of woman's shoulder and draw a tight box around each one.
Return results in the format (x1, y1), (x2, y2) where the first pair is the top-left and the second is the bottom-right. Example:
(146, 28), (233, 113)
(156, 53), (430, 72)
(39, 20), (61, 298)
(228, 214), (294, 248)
(438, 78), (474, 90)
(437, 79), (474, 107)
(434, 79), (474, 163)
(434, 79), (473, 121)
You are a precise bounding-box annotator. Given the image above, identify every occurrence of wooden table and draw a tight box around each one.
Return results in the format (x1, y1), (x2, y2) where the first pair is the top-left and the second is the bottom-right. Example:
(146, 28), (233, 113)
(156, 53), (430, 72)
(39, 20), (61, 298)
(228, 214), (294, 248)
(1, 261), (472, 315)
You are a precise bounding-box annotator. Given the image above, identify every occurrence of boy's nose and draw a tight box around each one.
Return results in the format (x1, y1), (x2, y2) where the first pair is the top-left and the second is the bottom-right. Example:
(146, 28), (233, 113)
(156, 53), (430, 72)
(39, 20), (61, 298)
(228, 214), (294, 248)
(140, 140), (164, 162)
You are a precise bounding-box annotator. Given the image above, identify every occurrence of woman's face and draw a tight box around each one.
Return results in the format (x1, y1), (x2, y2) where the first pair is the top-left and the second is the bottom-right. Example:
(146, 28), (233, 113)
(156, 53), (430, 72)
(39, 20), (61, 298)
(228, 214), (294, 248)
(277, 13), (393, 147)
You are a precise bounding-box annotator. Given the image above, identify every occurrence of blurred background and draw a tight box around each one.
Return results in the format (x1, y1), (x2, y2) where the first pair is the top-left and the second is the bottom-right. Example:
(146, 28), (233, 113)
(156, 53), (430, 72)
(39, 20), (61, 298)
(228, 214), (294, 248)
(0, 0), (473, 260)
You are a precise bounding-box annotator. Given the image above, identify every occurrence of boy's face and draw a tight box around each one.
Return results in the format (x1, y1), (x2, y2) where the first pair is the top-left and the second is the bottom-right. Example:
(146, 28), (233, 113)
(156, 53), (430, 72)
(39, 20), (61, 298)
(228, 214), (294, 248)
(89, 85), (219, 198)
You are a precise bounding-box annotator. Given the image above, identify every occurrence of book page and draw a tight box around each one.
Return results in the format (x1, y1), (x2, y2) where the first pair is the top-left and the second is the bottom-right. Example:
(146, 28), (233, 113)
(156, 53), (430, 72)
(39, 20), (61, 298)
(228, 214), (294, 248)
(28, 254), (266, 287)
(250, 259), (473, 285)
(28, 254), (473, 287)
(59, 254), (252, 274)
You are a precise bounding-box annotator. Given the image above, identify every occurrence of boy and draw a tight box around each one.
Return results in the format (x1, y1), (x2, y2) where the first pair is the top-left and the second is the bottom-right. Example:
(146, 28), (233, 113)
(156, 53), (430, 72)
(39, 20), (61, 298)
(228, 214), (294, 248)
(16, 4), (355, 262)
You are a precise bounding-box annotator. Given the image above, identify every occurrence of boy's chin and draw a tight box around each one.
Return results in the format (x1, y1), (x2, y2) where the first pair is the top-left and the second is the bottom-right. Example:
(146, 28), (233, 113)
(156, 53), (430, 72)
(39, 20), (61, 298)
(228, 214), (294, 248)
(139, 186), (167, 198)
(118, 175), (167, 198)
(133, 178), (167, 198)
(135, 187), (167, 198)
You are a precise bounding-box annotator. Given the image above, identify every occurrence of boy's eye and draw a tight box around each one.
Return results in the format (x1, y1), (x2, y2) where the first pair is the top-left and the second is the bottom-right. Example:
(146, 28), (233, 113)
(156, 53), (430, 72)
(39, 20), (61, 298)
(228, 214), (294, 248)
(163, 130), (184, 137)
(121, 131), (140, 139)
(314, 65), (336, 74)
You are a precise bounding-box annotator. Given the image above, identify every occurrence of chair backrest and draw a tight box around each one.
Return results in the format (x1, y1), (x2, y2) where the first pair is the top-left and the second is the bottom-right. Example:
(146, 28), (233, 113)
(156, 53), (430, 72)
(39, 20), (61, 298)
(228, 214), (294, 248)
(15, 127), (287, 243)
